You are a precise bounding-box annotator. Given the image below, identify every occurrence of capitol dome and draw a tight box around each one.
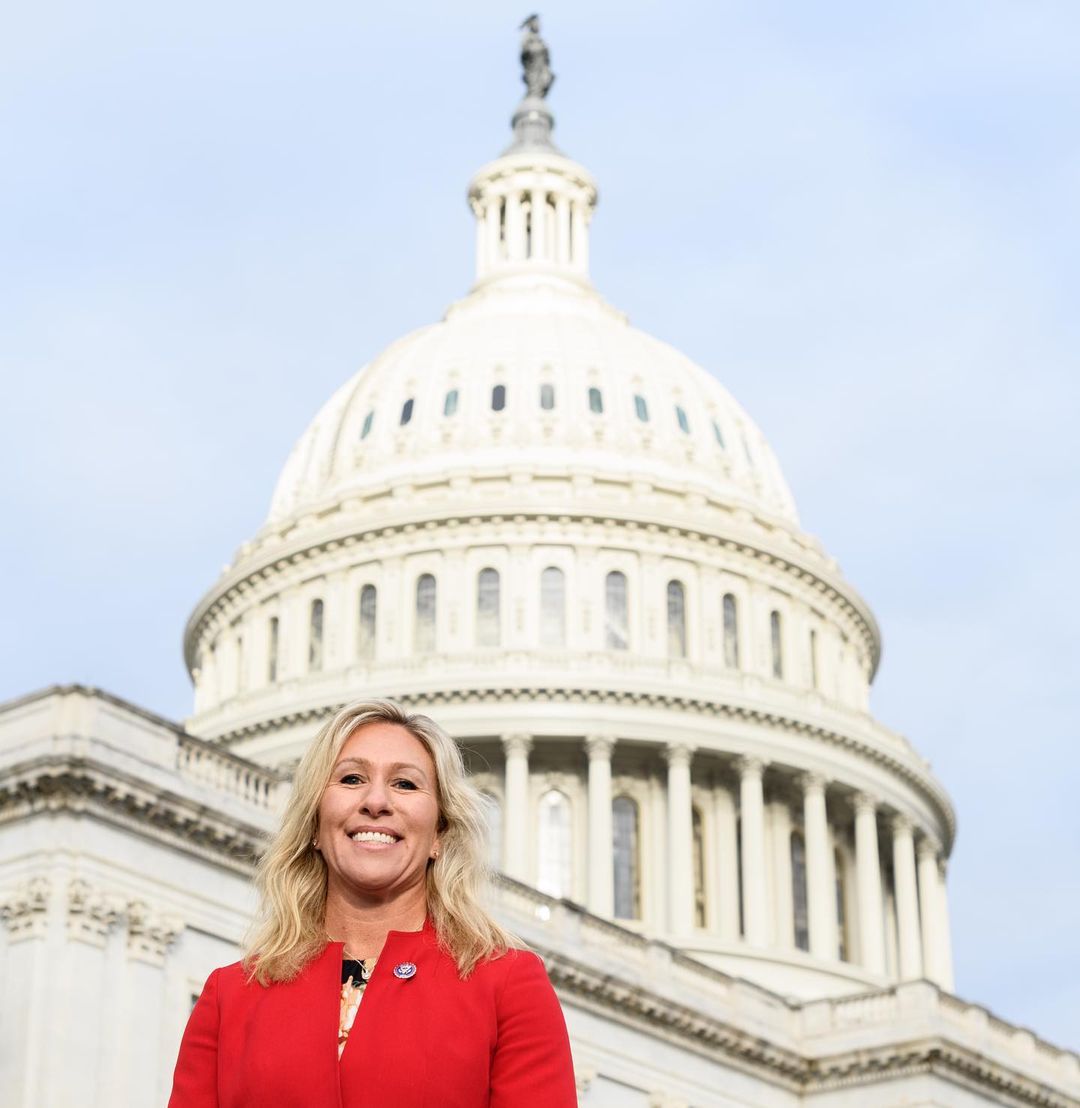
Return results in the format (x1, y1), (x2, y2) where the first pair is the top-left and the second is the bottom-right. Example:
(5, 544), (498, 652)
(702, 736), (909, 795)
(183, 63), (955, 1001)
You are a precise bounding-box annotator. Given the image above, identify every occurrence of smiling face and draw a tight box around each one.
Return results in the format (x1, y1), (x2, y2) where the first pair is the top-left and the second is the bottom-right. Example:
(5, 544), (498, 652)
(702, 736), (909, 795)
(316, 721), (442, 911)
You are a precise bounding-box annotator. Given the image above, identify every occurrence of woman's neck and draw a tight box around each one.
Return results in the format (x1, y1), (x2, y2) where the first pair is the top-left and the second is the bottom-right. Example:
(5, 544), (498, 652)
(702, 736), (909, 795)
(324, 885), (427, 960)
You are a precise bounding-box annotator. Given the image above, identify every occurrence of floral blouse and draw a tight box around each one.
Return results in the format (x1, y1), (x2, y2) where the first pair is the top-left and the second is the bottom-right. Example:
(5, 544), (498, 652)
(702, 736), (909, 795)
(338, 957), (377, 1059)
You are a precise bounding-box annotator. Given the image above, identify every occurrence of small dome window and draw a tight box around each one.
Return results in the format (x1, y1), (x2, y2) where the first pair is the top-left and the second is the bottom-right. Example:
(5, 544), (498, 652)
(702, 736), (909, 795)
(540, 383), (555, 410)
(588, 387), (603, 414)
(444, 389), (459, 417)
(400, 399), (414, 426)
(491, 384), (506, 412)
(360, 411), (374, 440)
(634, 394), (649, 422)
(712, 420), (726, 448)
(675, 406), (690, 434)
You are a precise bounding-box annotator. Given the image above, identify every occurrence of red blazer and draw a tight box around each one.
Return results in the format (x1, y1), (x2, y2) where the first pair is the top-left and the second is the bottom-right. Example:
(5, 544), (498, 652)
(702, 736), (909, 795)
(168, 922), (577, 1108)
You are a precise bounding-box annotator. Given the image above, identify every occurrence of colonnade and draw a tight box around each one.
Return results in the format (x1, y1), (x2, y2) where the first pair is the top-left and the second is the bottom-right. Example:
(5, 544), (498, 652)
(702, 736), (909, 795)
(472, 187), (592, 278)
(496, 734), (955, 991)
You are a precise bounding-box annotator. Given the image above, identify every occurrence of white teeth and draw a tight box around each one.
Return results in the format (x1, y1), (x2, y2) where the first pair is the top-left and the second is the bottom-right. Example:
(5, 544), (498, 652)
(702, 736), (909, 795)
(350, 831), (398, 845)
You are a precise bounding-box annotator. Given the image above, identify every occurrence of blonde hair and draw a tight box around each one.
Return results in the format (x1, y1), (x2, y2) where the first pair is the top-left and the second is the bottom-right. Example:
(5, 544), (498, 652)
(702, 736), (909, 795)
(244, 699), (516, 984)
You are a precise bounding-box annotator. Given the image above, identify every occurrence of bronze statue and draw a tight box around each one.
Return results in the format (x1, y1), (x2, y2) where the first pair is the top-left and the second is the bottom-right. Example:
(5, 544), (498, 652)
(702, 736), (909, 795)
(520, 15), (554, 100)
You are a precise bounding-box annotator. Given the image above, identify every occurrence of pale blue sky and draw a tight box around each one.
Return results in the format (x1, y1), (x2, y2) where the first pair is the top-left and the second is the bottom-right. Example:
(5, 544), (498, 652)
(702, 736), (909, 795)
(3, 1), (1078, 1049)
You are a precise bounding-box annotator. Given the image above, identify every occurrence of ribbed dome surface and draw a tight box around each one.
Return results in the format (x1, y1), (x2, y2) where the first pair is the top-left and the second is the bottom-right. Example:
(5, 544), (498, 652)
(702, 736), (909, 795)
(267, 282), (799, 529)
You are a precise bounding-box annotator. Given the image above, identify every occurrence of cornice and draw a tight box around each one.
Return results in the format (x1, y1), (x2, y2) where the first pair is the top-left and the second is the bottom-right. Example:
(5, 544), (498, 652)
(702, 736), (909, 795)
(182, 499), (880, 678)
(207, 684), (955, 848)
(0, 754), (268, 876)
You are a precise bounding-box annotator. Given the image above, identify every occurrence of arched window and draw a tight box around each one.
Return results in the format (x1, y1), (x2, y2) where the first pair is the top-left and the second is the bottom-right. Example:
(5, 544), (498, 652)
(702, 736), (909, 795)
(612, 796), (640, 920)
(267, 616), (279, 682)
(443, 389), (459, 416)
(605, 571), (628, 650)
(235, 635), (245, 692)
(770, 610), (783, 678)
(540, 383), (555, 410)
(634, 394), (649, 422)
(358, 585), (377, 660)
(675, 405), (690, 434)
(491, 384), (506, 412)
(791, 831), (809, 951)
(481, 790), (502, 870)
(712, 420), (726, 448)
(360, 411), (374, 439)
(667, 580), (687, 659)
(692, 807), (707, 928)
(809, 629), (819, 689)
(400, 398), (414, 426)
(308, 599), (324, 672)
(415, 574), (436, 653)
(540, 567), (566, 647)
(536, 790), (572, 898)
(588, 386), (603, 414)
(835, 848), (849, 961)
(722, 593), (739, 668)
(476, 568), (501, 647)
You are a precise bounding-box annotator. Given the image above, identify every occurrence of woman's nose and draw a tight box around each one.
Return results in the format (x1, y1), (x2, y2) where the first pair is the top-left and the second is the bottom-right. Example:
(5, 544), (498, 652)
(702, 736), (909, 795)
(358, 778), (392, 814)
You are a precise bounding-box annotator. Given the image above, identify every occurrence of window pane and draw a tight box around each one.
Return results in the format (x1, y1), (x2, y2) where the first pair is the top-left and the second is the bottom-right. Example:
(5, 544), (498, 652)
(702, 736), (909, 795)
(400, 398), (414, 426)
(536, 790), (572, 898)
(605, 571), (629, 650)
(667, 580), (686, 658)
(712, 420), (726, 448)
(360, 411), (374, 439)
(491, 384), (506, 412)
(588, 386), (603, 414)
(792, 831), (809, 951)
(540, 383), (555, 410)
(415, 574), (436, 653)
(770, 610), (783, 678)
(476, 568), (501, 647)
(612, 796), (640, 919)
(308, 599), (324, 671)
(723, 593), (739, 668)
(675, 405), (690, 434)
(443, 389), (459, 416)
(634, 394), (649, 422)
(358, 585), (377, 660)
(540, 566), (566, 647)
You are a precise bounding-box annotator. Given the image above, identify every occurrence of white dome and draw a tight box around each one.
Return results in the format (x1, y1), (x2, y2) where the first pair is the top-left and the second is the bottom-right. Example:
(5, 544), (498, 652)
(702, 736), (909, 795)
(266, 281), (799, 531)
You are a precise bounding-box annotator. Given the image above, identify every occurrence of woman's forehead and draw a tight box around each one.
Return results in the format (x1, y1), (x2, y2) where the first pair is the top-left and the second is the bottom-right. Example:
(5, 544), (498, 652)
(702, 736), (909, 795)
(336, 721), (435, 771)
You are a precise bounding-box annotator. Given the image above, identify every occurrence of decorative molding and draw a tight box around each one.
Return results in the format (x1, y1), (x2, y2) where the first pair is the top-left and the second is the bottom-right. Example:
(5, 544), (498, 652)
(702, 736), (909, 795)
(584, 734), (615, 761)
(127, 899), (183, 966)
(67, 878), (123, 946)
(500, 733), (533, 758)
(0, 876), (50, 941)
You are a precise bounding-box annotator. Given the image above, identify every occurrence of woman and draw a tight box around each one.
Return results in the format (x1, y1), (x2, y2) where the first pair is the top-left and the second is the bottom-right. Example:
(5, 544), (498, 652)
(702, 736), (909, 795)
(168, 699), (577, 1107)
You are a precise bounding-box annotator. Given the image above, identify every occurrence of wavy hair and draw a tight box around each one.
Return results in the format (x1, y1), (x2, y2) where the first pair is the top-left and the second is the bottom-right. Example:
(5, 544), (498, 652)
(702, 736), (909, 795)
(244, 699), (516, 984)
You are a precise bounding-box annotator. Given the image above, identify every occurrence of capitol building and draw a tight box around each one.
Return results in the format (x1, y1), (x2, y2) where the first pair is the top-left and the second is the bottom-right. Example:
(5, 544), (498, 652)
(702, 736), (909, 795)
(2, 25), (1078, 1108)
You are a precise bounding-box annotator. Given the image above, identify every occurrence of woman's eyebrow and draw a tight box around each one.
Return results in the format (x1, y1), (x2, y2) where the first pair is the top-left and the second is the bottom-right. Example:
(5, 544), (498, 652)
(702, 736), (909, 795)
(332, 757), (428, 778)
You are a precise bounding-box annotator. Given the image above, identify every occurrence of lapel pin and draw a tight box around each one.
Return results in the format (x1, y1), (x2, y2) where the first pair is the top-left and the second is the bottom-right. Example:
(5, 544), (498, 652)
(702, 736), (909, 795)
(393, 961), (417, 980)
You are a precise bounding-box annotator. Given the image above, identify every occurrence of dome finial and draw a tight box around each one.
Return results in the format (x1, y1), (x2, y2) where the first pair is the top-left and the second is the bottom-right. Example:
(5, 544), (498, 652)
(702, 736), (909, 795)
(506, 16), (559, 154)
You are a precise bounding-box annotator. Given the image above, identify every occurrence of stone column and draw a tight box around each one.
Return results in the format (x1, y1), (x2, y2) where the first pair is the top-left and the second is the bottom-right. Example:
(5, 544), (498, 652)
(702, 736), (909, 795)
(769, 800), (793, 948)
(586, 735), (615, 917)
(801, 773), (836, 961)
(502, 734), (532, 881)
(530, 187), (546, 261)
(853, 792), (886, 974)
(485, 197), (501, 269)
(891, 816), (923, 980)
(570, 199), (588, 272)
(665, 742), (695, 934)
(713, 784), (740, 942)
(506, 191), (524, 262)
(555, 195), (570, 264)
(738, 756), (769, 946)
(937, 858), (955, 991)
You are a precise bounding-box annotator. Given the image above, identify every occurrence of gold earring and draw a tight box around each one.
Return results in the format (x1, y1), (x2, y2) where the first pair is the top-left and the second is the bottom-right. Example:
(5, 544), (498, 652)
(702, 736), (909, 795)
(312, 837), (319, 849)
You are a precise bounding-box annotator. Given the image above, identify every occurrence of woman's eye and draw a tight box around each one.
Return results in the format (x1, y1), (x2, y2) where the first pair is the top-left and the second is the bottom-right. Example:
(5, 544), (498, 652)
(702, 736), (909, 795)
(394, 779), (418, 790)
(340, 773), (363, 785)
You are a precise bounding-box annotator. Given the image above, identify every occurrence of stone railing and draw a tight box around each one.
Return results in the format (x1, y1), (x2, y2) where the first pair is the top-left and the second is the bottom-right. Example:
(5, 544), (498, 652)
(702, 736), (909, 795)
(177, 734), (287, 810)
